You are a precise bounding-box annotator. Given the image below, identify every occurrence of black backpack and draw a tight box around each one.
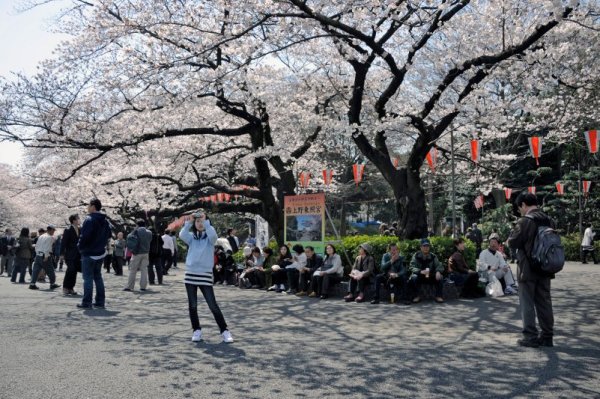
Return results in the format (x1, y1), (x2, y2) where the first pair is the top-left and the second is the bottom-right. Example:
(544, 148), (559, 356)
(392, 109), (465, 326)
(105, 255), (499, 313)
(525, 215), (565, 274)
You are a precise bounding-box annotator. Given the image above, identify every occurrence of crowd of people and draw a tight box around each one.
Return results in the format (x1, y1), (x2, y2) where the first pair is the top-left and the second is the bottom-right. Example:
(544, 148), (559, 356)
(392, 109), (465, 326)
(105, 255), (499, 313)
(0, 192), (594, 348)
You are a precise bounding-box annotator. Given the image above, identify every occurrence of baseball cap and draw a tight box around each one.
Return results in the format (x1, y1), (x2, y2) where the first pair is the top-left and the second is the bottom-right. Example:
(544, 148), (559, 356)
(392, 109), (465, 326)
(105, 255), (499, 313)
(420, 238), (431, 246)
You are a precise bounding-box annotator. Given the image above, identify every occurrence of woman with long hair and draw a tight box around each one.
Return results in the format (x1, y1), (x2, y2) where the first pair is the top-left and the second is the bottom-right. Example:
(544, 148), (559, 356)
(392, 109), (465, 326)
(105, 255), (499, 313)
(179, 212), (233, 343)
(11, 227), (33, 284)
(309, 244), (343, 299)
(267, 245), (293, 293)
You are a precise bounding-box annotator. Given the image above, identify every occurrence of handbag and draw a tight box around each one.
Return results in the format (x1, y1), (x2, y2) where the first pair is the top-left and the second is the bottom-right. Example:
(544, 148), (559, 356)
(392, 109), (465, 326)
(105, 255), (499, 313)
(485, 275), (504, 297)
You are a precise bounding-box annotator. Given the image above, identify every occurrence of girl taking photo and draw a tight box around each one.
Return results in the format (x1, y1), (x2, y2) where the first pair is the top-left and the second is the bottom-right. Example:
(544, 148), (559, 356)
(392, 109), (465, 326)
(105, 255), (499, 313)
(179, 212), (233, 343)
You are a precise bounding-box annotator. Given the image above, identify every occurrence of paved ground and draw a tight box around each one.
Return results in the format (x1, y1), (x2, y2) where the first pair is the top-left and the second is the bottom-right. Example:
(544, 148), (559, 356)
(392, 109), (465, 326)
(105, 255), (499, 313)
(0, 262), (599, 399)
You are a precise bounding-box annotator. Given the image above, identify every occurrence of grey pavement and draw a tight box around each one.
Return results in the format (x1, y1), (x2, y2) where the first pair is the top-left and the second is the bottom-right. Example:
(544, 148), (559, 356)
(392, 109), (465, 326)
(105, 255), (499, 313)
(0, 262), (599, 399)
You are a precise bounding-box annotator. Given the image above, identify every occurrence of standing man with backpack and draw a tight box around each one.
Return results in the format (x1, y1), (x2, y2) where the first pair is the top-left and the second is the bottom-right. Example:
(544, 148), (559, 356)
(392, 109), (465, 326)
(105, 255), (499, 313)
(508, 192), (559, 348)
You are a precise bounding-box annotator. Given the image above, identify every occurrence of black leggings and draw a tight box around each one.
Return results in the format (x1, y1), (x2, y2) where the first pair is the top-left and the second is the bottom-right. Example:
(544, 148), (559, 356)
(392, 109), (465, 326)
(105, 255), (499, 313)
(185, 284), (228, 333)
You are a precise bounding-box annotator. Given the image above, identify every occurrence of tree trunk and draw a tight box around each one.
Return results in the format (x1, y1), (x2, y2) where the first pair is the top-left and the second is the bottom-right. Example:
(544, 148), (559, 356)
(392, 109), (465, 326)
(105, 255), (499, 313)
(394, 167), (428, 239)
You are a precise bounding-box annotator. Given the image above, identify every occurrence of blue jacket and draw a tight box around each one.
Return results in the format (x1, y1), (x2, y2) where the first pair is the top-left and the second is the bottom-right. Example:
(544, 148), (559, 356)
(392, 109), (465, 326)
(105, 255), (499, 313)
(78, 212), (111, 257)
(179, 220), (217, 274)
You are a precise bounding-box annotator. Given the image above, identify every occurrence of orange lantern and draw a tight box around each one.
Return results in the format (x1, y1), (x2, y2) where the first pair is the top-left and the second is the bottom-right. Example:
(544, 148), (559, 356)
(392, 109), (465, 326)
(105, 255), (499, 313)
(322, 170), (334, 186)
(425, 148), (437, 173)
(470, 139), (482, 163)
(528, 136), (542, 166)
(298, 172), (310, 188)
(352, 164), (365, 186)
(585, 130), (598, 154)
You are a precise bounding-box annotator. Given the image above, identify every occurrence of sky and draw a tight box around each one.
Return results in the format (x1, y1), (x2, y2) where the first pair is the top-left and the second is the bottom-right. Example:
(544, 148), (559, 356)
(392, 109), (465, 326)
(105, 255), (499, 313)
(0, 0), (66, 167)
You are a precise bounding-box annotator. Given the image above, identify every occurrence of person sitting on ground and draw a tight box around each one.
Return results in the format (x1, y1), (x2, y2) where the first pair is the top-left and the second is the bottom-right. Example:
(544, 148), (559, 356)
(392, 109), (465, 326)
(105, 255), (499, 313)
(478, 236), (518, 294)
(261, 247), (276, 289)
(213, 245), (228, 284)
(285, 244), (307, 294)
(268, 245), (293, 292)
(448, 237), (482, 298)
(581, 223), (597, 264)
(371, 243), (407, 304)
(296, 246), (323, 296)
(240, 247), (265, 288)
(408, 239), (444, 304)
(344, 243), (375, 303)
(309, 244), (343, 299)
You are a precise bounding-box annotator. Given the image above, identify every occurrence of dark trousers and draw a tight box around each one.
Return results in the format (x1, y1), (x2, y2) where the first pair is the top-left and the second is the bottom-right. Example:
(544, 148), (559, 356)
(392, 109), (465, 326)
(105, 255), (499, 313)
(286, 268), (300, 290)
(298, 270), (314, 292)
(450, 271), (480, 298)
(310, 273), (341, 296)
(172, 250), (178, 268)
(581, 248), (598, 264)
(148, 256), (163, 284)
(113, 256), (124, 275)
(161, 250), (173, 274)
(409, 273), (443, 298)
(245, 269), (265, 287)
(81, 256), (105, 307)
(62, 258), (81, 290)
(373, 273), (407, 300)
(103, 254), (113, 273)
(519, 278), (553, 340)
(10, 257), (28, 283)
(271, 268), (287, 286)
(185, 284), (228, 333)
(31, 256), (56, 285)
(349, 276), (371, 295)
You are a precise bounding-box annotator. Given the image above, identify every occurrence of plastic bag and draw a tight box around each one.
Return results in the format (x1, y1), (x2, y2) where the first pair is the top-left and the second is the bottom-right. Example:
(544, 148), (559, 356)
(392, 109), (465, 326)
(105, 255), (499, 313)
(485, 275), (504, 297)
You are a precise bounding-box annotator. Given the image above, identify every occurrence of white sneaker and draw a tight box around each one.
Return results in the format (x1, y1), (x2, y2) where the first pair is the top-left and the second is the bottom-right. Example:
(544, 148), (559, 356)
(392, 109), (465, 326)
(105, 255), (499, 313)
(279, 284), (285, 291)
(191, 329), (203, 342)
(222, 330), (234, 343)
(267, 284), (278, 291)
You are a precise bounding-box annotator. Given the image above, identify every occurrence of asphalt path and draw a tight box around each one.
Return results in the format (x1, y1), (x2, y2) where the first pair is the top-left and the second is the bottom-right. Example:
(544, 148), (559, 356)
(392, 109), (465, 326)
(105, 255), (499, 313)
(0, 262), (598, 398)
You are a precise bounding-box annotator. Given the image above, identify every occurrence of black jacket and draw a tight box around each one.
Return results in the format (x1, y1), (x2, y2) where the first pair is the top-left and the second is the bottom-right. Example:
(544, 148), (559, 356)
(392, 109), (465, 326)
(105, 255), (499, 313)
(60, 225), (81, 261)
(0, 236), (17, 256)
(508, 208), (555, 282)
(306, 254), (323, 272)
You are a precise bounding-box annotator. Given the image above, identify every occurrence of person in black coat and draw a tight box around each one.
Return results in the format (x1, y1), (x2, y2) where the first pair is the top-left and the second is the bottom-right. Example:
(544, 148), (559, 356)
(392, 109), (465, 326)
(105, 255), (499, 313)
(60, 214), (81, 295)
(296, 246), (323, 296)
(148, 229), (164, 285)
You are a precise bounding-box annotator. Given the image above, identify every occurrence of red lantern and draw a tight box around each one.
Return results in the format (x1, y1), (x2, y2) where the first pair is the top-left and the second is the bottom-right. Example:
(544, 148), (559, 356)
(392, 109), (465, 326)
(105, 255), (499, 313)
(210, 194), (217, 202)
(474, 195), (484, 209)
(223, 193), (231, 202)
(585, 130), (598, 154)
(393, 158), (400, 169)
(555, 183), (565, 195)
(504, 188), (512, 200)
(583, 180), (592, 194)
(322, 170), (333, 186)
(352, 164), (365, 186)
(298, 172), (310, 188)
(425, 148), (437, 173)
(470, 139), (482, 163)
(528, 186), (536, 194)
(528, 136), (542, 166)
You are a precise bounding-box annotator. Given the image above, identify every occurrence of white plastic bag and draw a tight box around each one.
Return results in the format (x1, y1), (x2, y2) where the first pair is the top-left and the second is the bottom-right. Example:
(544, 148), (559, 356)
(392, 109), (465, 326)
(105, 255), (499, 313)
(485, 275), (504, 297)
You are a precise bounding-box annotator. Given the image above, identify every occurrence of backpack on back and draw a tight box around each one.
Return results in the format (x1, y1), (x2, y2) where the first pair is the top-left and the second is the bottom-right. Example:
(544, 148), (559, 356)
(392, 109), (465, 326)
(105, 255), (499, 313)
(525, 215), (565, 274)
(126, 230), (140, 254)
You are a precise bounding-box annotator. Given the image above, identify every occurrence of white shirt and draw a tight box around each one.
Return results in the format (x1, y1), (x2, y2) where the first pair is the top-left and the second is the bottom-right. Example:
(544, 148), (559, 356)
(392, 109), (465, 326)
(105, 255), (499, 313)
(287, 252), (307, 270)
(162, 234), (175, 252)
(478, 248), (507, 272)
(582, 228), (595, 247)
(35, 234), (55, 256)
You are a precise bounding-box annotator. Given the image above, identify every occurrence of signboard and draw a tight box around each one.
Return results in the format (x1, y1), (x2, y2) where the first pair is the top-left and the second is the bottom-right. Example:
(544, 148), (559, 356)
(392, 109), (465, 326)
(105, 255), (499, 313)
(255, 215), (270, 250)
(284, 193), (325, 254)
